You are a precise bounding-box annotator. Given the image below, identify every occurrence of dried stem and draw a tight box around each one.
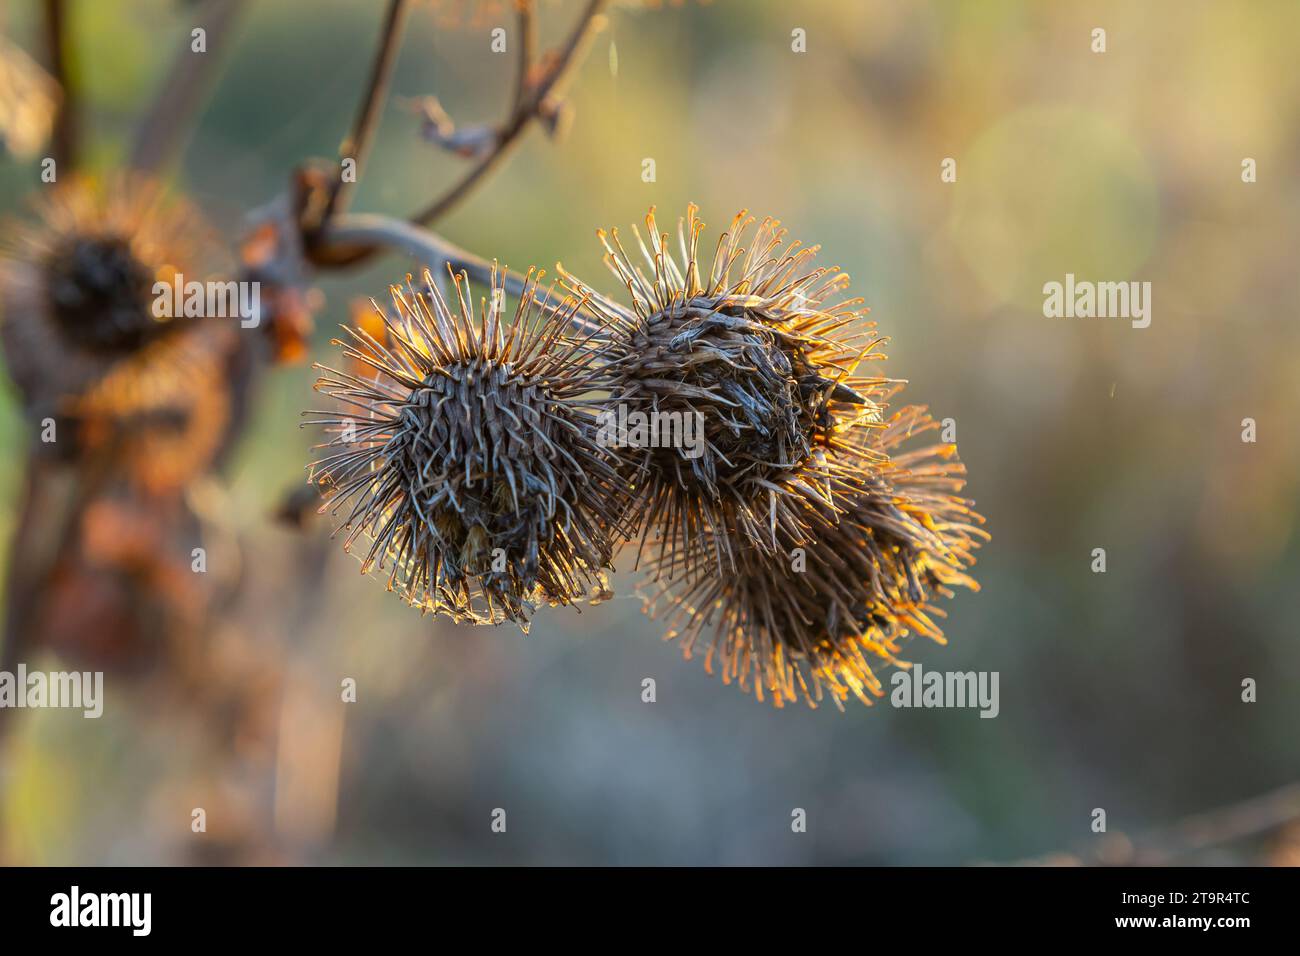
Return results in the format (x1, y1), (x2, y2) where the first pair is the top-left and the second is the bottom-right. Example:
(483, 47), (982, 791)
(43, 0), (75, 171)
(321, 212), (492, 280)
(1135, 781), (1300, 864)
(0, 435), (123, 770)
(1008, 780), (1300, 866)
(512, 0), (538, 115)
(305, 0), (606, 269)
(410, 0), (609, 227)
(0, 458), (51, 742)
(320, 0), (412, 225)
(319, 212), (602, 334)
(130, 0), (248, 175)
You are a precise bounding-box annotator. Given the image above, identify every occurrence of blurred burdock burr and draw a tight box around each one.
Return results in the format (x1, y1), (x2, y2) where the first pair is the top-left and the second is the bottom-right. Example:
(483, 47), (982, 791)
(69, 323), (234, 497)
(559, 204), (892, 577)
(0, 176), (223, 413)
(307, 266), (632, 629)
(0, 175), (243, 678)
(0, 175), (246, 490)
(642, 399), (986, 709)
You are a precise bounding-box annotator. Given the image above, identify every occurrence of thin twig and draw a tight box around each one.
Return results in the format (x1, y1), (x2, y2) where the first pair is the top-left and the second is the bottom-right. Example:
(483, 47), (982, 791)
(43, 0), (75, 171)
(0, 434), (122, 770)
(130, 0), (247, 175)
(1136, 781), (1300, 863)
(512, 0), (537, 115)
(320, 212), (604, 335)
(305, 0), (607, 270)
(319, 0), (412, 226)
(410, 0), (609, 227)
(0, 457), (53, 738)
(1005, 780), (1300, 866)
(322, 212), (507, 285)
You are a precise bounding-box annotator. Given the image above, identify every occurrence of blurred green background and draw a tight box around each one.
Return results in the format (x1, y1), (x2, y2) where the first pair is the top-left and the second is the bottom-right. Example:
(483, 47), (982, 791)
(1, 0), (1298, 864)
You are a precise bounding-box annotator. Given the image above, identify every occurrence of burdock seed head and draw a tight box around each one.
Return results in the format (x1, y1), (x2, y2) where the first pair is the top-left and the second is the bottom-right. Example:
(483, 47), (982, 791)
(308, 266), (632, 629)
(559, 204), (892, 576)
(642, 398), (987, 709)
(70, 321), (235, 495)
(0, 175), (220, 411)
